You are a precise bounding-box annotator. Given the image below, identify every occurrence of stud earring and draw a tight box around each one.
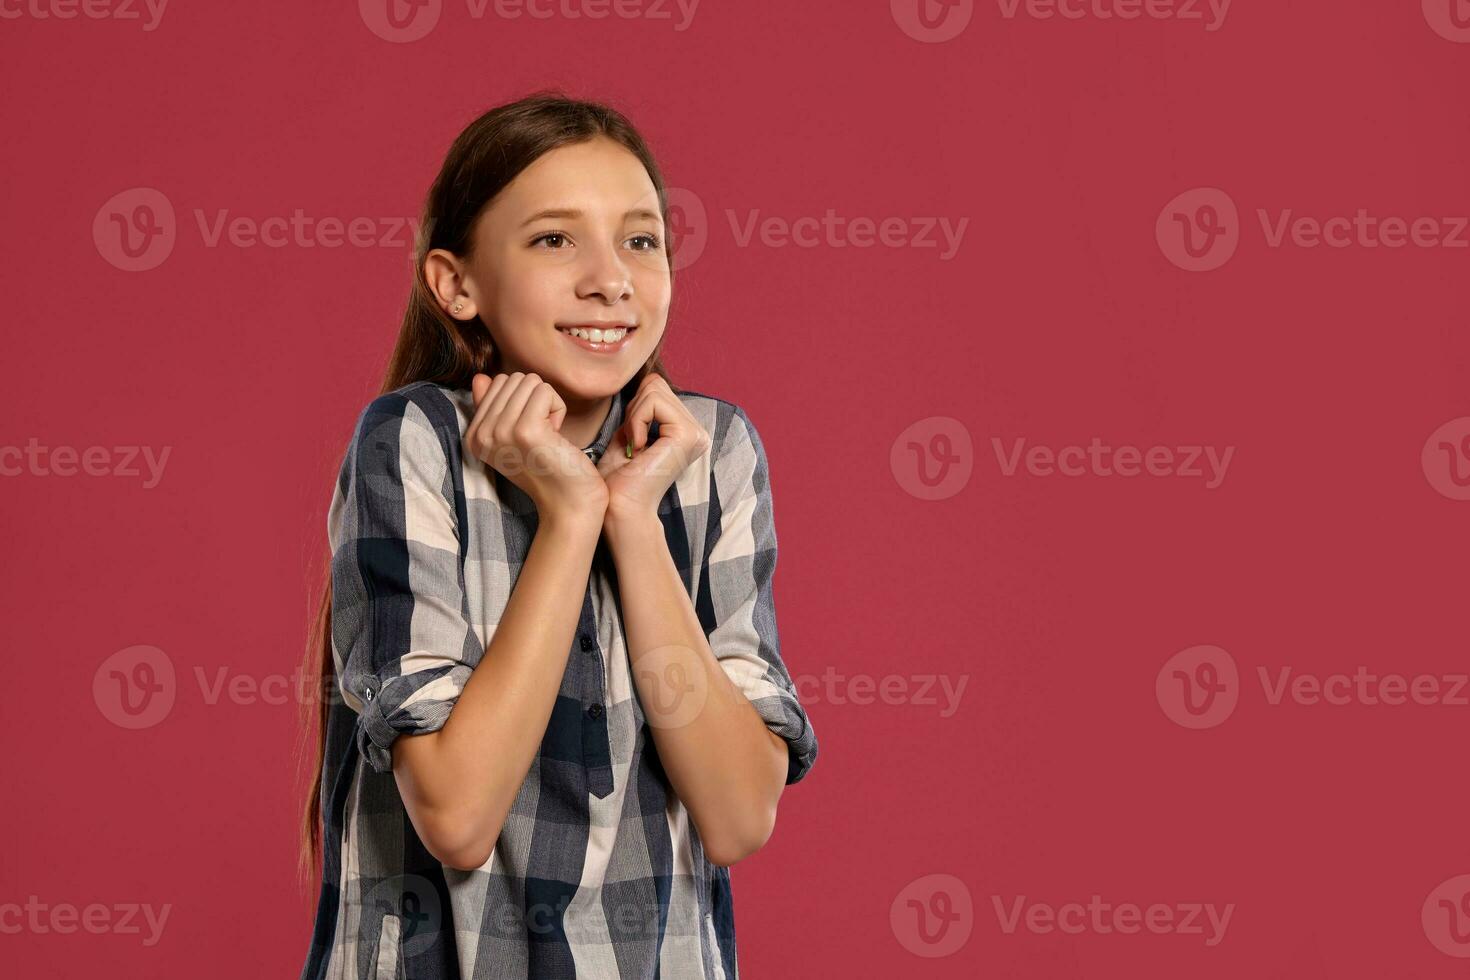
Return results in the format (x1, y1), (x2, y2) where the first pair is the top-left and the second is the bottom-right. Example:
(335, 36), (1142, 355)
(451, 302), (463, 314)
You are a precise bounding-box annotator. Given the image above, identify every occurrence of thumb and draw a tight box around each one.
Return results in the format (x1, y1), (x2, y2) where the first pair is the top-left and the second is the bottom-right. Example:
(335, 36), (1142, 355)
(471, 373), (491, 403)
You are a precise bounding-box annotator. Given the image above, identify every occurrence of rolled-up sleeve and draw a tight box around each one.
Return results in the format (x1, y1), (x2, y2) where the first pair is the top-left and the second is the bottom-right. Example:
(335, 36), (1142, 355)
(702, 405), (818, 785)
(327, 392), (479, 775)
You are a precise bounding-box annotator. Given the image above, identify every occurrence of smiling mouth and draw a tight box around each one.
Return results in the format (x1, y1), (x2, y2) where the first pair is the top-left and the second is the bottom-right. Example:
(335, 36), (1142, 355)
(557, 324), (635, 341)
(556, 324), (637, 353)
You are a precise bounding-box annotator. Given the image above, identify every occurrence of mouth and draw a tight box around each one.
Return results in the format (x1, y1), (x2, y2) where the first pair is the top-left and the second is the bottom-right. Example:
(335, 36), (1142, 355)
(555, 324), (638, 354)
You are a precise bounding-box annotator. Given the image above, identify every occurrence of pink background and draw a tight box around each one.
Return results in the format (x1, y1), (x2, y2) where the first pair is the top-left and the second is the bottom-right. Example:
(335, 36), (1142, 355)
(3, 0), (1469, 976)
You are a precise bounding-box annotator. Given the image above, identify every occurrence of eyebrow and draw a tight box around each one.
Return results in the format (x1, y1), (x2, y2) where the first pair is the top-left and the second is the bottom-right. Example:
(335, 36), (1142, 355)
(519, 207), (663, 228)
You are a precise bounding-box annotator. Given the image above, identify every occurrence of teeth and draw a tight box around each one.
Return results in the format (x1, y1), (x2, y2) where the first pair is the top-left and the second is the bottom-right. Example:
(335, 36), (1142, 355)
(563, 326), (628, 343)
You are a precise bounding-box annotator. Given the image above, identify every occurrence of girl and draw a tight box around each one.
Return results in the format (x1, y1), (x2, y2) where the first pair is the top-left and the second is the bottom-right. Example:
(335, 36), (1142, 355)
(297, 92), (819, 980)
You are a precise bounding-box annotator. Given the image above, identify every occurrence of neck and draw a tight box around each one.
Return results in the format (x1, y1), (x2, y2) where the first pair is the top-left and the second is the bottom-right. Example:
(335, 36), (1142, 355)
(556, 390), (614, 451)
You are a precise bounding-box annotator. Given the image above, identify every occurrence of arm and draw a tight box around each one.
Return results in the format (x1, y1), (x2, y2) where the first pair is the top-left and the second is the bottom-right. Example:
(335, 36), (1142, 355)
(602, 515), (790, 868)
(395, 512), (602, 871)
(330, 393), (604, 873)
(600, 404), (817, 867)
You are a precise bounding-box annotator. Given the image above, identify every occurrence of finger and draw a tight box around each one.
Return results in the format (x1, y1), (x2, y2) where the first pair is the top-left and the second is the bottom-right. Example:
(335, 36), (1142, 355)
(621, 391), (654, 453)
(545, 383), (567, 433)
(484, 372), (527, 436)
(626, 386), (687, 451)
(595, 436), (627, 478)
(500, 373), (548, 436)
(637, 373), (670, 397)
(472, 372), (491, 404)
(647, 392), (711, 470)
(523, 380), (566, 436)
(466, 373), (510, 449)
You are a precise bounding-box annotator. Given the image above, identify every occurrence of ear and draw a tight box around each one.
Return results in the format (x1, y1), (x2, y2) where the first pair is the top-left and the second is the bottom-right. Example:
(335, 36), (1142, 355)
(424, 247), (476, 319)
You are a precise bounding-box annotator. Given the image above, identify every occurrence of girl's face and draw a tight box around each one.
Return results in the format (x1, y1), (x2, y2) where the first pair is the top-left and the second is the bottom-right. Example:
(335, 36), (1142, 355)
(436, 136), (671, 402)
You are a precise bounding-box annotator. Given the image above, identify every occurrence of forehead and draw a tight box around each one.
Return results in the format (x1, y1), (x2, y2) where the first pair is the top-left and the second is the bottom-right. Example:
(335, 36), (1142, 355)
(495, 138), (658, 217)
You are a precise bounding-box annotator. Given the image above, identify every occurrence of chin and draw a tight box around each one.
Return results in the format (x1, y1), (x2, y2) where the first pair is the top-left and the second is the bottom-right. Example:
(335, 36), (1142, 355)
(550, 370), (632, 404)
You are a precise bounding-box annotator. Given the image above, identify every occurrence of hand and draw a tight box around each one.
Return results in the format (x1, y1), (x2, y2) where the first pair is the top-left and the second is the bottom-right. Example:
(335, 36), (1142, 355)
(596, 374), (712, 525)
(465, 372), (608, 525)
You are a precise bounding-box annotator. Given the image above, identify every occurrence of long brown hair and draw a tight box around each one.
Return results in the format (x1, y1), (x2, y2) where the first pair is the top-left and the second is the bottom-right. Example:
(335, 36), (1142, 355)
(294, 91), (678, 886)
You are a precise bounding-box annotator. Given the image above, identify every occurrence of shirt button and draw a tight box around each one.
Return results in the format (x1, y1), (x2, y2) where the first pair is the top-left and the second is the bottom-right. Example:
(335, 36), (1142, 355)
(579, 634), (595, 652)
(364, 686), (374, 702)
(588, 703), (604, 719)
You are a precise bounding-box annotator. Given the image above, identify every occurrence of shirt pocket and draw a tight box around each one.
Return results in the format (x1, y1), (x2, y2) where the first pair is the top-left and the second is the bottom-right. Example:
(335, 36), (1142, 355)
(372, 912), (402, 980)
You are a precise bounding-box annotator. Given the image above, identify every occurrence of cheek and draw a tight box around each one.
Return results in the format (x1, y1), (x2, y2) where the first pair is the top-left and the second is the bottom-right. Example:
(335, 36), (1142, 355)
(631, 252), (671, 282)
(498, 278), (562, 325)
(633, 271), (672, 312)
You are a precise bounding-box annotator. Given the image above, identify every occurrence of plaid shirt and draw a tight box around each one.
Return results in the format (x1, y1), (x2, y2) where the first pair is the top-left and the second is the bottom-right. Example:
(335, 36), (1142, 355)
(300, 376), (818, 980)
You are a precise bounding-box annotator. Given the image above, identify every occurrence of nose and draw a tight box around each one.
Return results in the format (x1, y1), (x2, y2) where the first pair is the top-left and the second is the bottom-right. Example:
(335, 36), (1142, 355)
(576, 241), (634, 304)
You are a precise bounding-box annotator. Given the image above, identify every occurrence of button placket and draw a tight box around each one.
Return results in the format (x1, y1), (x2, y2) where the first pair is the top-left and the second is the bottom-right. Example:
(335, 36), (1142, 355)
(579, 569), (614, 798)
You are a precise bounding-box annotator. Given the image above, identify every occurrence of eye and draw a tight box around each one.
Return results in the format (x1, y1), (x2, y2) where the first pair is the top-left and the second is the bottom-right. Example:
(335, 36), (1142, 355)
(530, 230), (663, 252)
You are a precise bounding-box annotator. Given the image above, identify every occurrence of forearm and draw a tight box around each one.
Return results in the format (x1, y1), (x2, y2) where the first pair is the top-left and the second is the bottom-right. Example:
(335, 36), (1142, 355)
(602, 513), (787, 866)
(395, 511), (603, 869)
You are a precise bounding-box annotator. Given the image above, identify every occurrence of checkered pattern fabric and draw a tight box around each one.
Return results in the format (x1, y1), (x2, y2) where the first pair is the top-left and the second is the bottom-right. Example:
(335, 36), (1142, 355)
(300, 375), (817, 979)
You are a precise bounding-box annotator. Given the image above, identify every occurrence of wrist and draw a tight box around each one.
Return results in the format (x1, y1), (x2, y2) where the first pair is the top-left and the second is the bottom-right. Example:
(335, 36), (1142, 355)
(601, 506), (663, 546)
(536, 504), (605, 540)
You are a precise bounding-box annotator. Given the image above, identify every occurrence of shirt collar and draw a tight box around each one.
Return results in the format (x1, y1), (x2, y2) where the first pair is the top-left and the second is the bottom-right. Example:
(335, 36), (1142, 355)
(580, 379), (634, 463)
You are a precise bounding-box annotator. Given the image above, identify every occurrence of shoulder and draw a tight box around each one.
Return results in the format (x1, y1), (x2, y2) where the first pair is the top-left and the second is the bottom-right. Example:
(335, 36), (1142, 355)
(340, 382), (473, 483)
(354, 381), (470, 439)
(672, 386), (766, 463)
(671, 387), (772, 508)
